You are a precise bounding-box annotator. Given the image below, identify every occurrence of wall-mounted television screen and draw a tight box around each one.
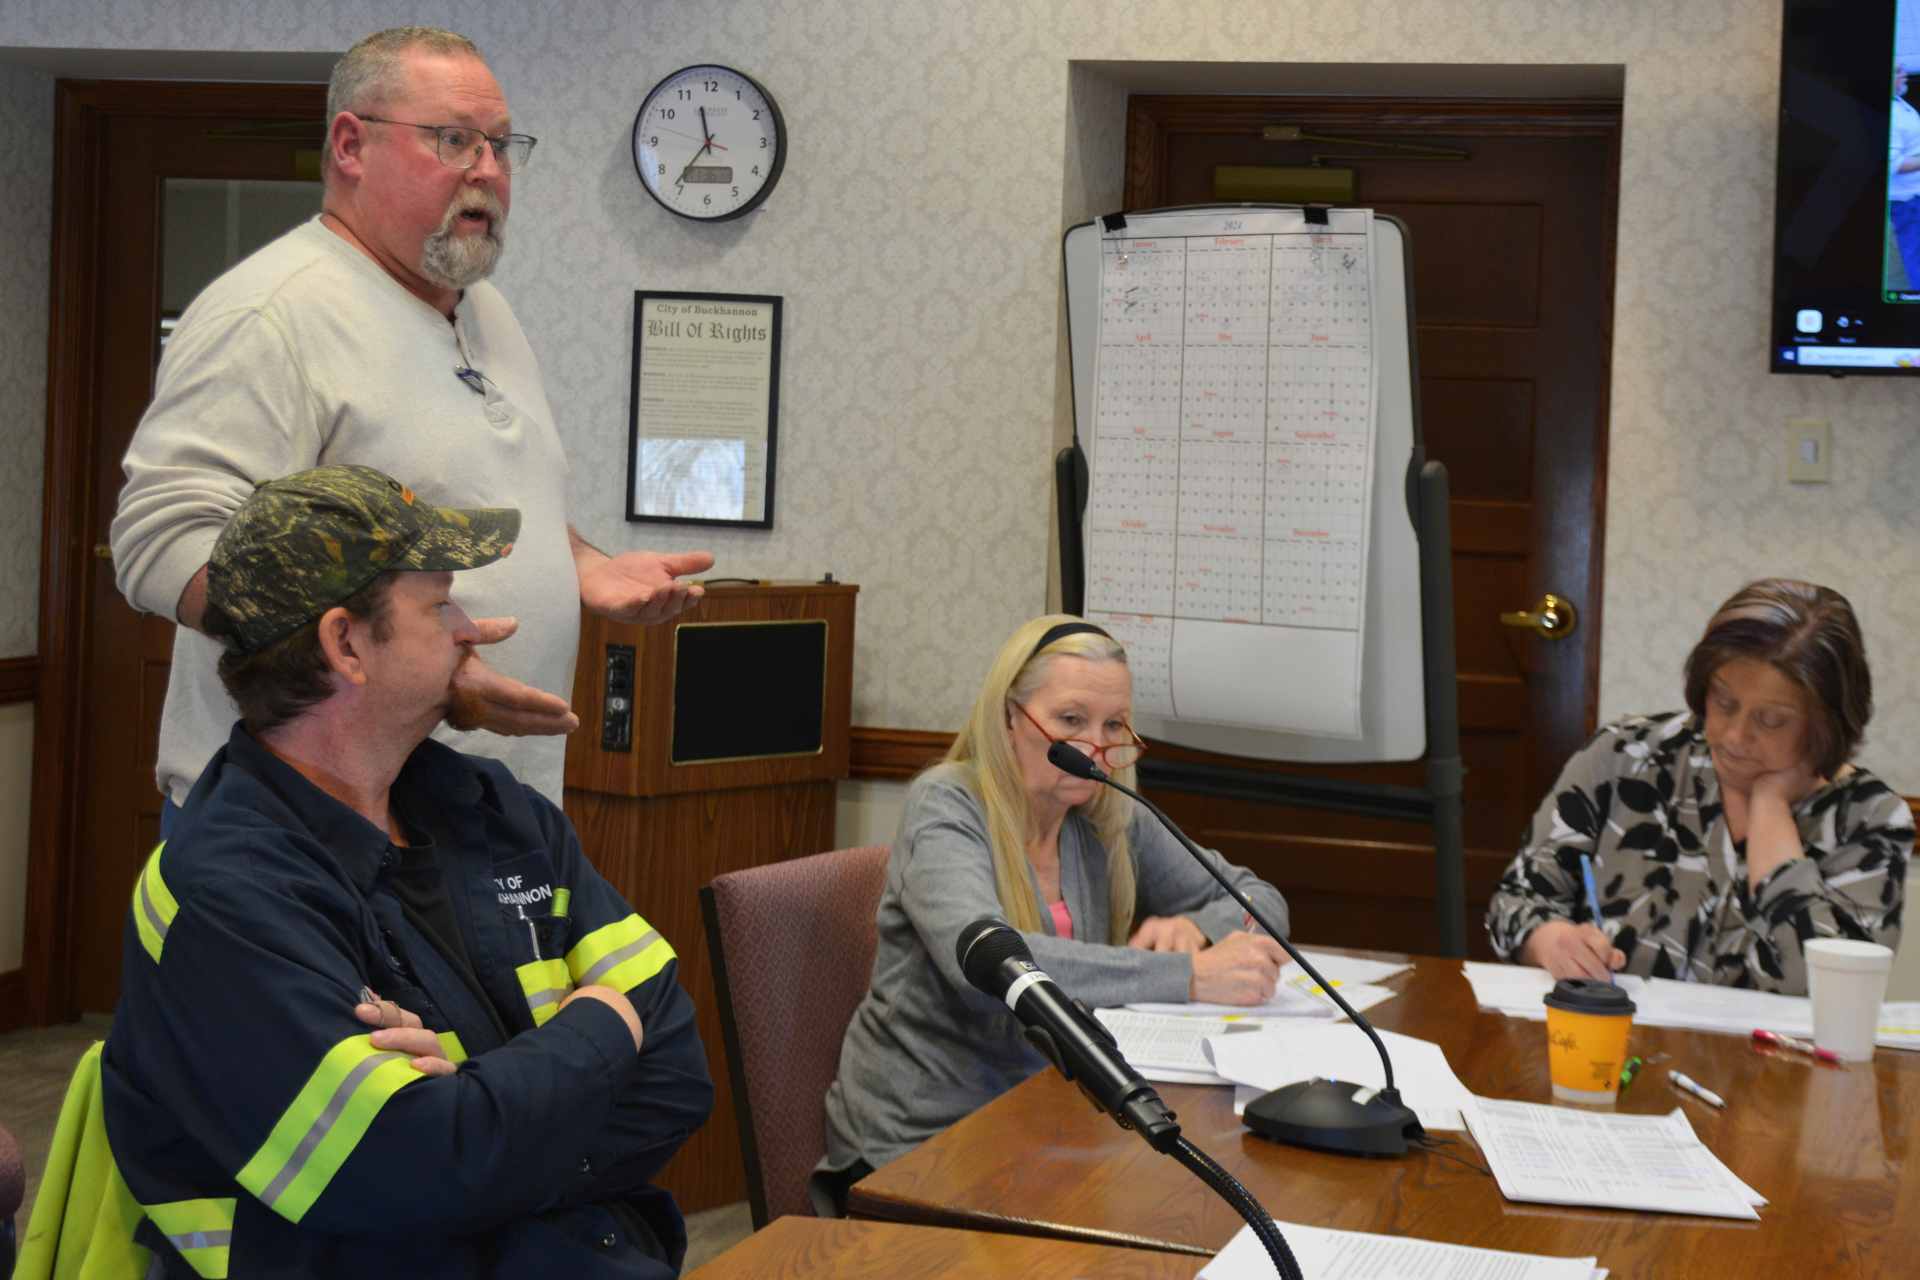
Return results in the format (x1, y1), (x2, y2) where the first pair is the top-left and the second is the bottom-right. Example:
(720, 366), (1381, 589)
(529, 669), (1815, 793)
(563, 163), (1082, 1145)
(1771, 0), (1920, 373)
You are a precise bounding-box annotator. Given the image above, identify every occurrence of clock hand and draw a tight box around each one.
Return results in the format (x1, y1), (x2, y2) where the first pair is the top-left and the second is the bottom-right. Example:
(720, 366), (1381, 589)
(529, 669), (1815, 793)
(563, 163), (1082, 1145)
(676, 109), (732, 189)
(676, 109), (716, 188)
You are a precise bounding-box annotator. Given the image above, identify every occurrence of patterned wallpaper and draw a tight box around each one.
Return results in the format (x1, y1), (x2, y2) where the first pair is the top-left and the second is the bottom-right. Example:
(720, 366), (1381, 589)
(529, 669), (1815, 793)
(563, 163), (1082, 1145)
(0, 64), (51, 660)
(4, 2), (1920, 789)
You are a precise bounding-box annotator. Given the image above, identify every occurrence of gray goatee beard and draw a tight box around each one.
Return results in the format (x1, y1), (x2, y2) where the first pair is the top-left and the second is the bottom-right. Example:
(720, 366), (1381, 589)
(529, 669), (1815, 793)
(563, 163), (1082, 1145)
(420, 191), (507, 290)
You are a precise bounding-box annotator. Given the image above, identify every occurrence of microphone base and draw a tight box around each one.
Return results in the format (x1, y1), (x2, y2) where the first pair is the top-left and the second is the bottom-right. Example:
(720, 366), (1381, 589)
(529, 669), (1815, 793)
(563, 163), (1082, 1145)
(1244, 1079), (1424, 1157)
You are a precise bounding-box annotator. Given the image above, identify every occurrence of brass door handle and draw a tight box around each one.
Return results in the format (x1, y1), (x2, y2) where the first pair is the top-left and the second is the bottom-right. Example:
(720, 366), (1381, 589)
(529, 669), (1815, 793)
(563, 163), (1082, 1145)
(1499, 593), (1577, 639)
(94, 543), (114, 560)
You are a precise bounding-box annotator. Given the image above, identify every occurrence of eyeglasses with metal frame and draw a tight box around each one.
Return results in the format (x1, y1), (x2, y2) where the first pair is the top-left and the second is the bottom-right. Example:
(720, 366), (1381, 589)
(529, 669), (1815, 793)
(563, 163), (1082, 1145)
(354, 114), (538, 174)
(1012, 699), (1148, 771)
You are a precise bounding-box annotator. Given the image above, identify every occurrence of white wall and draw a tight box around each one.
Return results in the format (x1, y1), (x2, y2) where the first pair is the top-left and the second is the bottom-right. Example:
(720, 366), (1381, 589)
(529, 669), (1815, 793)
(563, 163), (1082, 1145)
(5, 2), (1918, 782)
(835, 777), (909, 852)
(1892, 880), (1920, 999)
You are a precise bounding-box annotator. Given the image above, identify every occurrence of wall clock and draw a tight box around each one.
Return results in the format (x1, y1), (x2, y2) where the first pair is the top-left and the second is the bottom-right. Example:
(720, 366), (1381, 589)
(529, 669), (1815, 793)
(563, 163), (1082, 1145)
(632, 64), (786, 221)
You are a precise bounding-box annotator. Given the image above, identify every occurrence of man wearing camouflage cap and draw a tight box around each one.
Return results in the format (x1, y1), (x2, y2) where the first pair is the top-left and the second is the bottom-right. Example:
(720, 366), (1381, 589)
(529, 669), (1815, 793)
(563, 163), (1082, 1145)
(100, 465), (712, 1277)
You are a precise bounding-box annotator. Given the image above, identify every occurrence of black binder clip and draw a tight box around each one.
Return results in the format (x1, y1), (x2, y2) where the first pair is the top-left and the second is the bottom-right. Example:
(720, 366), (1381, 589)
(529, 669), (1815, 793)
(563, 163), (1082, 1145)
(1102, 211), (1131, 263)
(1303, 204), (1330, 226)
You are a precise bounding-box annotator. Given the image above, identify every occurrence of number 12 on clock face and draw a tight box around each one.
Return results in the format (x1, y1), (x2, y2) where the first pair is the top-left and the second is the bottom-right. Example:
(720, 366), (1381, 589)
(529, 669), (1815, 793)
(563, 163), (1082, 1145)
(631, 64), (787, 222)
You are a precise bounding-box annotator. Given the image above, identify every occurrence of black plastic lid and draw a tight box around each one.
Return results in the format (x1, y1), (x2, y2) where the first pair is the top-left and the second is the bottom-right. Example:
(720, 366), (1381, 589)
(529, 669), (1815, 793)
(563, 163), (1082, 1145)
(1542, 977), (1635, 1016)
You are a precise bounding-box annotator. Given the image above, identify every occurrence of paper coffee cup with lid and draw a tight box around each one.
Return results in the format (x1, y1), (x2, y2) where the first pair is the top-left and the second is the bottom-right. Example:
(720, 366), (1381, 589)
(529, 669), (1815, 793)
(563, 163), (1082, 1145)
(1543, 978), (1636, 1104)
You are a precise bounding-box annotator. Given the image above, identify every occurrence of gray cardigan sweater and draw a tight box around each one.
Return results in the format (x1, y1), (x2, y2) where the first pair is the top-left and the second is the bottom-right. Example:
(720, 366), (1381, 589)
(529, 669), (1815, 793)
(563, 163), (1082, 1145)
(821, 764), (1290, 1174)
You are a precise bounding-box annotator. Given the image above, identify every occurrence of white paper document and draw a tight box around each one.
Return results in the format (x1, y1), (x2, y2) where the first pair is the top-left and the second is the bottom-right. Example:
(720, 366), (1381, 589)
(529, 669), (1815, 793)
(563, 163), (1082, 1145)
(1285, 950), (1413, 986)
(1095, 1009), (1270, 1083)
(1465, 1099), (1759, 1220)
(1129, 950), (1407, 1019)
(1198, 1219), (1599, 1280)
(1204, 1024), (1474, 1131)
(1130, 978), (1396, 1020)
(1879, 1001), (1920, 1049)
(1463, 961), (1917, 1049)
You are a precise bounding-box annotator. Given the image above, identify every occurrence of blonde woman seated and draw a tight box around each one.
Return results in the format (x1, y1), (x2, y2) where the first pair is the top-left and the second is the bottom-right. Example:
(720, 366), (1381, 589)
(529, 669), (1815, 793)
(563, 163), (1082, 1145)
(818, 616), (1290, 1202)
(1486, 579), (1912, 993)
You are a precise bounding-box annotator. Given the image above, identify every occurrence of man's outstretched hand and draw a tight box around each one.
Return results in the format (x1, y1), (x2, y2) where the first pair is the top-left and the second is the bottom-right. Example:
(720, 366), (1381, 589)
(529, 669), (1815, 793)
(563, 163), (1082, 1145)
(446, 617), (580, 736)
(577, 550), (714, 625)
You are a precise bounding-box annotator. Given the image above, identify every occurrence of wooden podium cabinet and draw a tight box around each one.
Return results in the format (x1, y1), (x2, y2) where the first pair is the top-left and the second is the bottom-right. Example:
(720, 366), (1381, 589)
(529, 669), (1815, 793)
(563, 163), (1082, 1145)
(562, 580), (857, 1213)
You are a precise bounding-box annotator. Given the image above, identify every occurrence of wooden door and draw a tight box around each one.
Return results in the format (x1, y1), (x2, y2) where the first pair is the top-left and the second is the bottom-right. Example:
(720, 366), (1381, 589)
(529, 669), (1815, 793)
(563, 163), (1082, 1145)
(38, 82), (325, 1017)
(1122, 97), (1619, 957)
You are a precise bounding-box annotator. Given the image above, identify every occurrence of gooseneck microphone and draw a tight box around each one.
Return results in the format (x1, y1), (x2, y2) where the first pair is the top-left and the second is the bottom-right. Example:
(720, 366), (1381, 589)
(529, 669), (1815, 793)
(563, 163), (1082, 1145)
(956, 918), (1181, 1147)
(1046, 740), (1425, 1158)
(957, 918), (1302, 1280)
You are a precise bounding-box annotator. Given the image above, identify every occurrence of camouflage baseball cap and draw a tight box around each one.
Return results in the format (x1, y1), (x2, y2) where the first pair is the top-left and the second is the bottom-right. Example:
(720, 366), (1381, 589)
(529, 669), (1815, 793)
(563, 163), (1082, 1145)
(207, 464), (520, 654)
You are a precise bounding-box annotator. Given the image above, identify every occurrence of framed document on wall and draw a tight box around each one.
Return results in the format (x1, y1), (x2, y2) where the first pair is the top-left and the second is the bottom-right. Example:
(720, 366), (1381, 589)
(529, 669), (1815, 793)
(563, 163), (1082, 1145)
(626, 290), (782, 527)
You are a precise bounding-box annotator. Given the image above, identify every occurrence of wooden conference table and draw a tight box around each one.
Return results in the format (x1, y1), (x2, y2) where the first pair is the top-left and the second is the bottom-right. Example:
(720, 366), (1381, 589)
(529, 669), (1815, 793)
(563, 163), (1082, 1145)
(849, 953), (1916, 1278)
(684, 1216), (1208, 1279)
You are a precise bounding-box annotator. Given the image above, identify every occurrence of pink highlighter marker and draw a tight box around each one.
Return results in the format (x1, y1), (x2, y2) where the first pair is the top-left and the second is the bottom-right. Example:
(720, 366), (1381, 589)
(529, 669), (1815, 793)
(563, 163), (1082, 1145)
(1752, 1027), (1841, 1065)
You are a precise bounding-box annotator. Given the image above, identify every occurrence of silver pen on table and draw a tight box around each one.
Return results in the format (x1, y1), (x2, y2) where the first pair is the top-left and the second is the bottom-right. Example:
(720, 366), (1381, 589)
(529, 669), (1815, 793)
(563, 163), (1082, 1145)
(1669, 1070), (1727, 1109)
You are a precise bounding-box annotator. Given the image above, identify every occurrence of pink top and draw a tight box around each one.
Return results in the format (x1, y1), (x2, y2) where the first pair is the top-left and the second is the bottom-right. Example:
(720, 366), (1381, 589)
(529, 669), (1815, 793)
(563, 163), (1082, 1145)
(1048, 897), (1074, 940)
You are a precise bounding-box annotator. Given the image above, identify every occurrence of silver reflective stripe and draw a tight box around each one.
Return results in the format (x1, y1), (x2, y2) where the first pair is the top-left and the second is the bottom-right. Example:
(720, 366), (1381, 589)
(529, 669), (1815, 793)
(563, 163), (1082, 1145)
(577, 929), (659, 987)
(1003, 968), (1049, 1012)
(145, 1256), (167, 1280)
(167, 1229), (234, 1250)
(138, 871), (169, 948)
(257, 1051), (406, 1208)
(525, 986), (566, 1011)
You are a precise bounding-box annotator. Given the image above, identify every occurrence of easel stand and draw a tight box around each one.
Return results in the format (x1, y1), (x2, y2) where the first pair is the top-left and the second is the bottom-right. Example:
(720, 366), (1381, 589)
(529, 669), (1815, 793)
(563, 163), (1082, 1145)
(1060, 455), (1468, 957)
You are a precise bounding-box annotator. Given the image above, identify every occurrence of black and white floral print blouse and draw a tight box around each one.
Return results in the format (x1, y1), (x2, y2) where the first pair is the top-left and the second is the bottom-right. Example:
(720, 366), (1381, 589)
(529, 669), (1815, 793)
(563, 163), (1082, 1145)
(1485, 711), (1912, 994)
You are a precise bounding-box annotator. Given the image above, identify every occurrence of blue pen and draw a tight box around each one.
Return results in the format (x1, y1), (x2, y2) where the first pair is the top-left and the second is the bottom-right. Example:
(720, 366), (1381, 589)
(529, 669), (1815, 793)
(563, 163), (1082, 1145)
(1580, 855), (1613, 985)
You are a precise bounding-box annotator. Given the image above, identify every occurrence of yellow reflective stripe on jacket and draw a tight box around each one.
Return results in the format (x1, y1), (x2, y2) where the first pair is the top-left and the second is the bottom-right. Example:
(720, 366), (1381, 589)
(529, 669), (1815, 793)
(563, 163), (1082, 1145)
(435, 1030), (468, 1064)
(566, 914), (673, 994)
(516, 958), (572, 1026)
(235, 1035), (422, 1224)
(142, 1197), (235, 1278)
(132, 842), (179, 965)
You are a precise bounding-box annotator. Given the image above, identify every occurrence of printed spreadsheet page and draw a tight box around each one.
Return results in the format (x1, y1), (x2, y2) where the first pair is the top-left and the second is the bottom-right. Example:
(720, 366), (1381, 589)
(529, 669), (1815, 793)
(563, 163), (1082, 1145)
(1083, 207), (1379, 738)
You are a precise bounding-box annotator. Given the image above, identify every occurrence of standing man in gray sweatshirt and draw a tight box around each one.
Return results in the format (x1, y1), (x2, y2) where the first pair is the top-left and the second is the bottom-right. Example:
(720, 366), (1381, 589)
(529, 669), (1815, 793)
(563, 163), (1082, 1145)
(112, 26), (706, 821)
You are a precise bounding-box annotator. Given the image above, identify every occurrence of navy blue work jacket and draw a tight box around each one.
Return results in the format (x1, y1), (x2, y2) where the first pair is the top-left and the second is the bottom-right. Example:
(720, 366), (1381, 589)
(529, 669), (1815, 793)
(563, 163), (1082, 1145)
(102, 724), (713, 1277)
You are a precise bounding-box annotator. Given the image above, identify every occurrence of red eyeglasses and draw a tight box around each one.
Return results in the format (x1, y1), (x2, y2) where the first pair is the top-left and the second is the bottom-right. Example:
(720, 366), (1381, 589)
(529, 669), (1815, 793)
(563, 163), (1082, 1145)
(1012, 700), (1147, 771)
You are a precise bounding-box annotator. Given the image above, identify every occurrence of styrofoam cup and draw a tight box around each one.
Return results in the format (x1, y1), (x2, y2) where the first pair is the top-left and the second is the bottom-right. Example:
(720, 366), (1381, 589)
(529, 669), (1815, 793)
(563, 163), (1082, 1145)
(1805, 939), (1893, 1063)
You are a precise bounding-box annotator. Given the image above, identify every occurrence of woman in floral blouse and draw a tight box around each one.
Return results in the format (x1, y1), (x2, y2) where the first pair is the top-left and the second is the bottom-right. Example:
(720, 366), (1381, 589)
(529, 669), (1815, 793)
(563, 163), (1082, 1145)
(1485, 579), (1912, 993)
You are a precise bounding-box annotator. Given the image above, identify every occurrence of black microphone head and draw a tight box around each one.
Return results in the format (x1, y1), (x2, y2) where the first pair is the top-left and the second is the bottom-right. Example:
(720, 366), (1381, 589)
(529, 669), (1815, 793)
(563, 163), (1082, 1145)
(1046, 740), (1105, 780)
(956, 918), (1033, 998)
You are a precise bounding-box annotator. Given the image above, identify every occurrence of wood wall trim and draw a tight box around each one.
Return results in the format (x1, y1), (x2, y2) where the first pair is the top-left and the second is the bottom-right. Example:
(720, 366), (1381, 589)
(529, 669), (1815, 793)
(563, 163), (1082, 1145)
(848, 726), (953, 780)
(847, 728), (1920, 844)
(0, 658), (38, 706)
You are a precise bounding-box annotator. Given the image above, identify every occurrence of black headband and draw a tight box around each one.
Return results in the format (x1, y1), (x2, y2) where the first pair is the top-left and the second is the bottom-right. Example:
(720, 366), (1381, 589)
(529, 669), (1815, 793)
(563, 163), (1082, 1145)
(1026, 620), (1113, 665)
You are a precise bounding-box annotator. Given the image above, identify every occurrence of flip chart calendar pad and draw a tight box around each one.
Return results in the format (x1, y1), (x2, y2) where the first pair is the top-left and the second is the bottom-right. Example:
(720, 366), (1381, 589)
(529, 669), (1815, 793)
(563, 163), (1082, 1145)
(1063, 207), (1423, 762)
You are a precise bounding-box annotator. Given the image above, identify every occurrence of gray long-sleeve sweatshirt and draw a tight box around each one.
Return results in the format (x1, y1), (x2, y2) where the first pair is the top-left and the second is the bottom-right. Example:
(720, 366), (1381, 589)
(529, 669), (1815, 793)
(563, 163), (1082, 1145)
(821, 762), (1290, 1174)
